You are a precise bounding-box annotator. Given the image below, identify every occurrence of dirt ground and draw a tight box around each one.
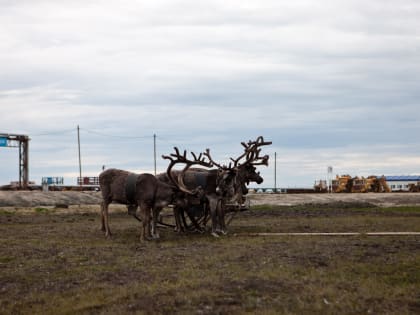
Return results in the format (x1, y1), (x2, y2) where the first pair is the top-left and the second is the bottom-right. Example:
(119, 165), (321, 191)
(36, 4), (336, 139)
(1, 190), (420, 208)
(0, 192), (419, 314)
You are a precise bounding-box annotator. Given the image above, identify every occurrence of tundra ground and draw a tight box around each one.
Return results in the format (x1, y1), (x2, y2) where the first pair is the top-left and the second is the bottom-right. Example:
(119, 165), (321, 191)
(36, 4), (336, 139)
(0, 203), (419, 314)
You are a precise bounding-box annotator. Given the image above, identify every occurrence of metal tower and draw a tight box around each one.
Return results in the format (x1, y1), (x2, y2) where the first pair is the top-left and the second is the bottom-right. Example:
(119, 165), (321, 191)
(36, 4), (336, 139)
(0, 133), (30, 189)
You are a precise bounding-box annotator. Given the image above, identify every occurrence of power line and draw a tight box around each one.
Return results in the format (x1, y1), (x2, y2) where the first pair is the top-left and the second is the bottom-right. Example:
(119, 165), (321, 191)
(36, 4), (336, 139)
(30, 127), (151, 139)
(77, 125), (82, 186)
(32, 128), (76, 136)
(80, 128), (152, 139)
(156, 135), (185, 149)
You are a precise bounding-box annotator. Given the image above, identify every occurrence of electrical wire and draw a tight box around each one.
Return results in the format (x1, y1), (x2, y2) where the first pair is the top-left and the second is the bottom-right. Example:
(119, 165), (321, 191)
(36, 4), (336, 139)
(80, 128), (152, 139)
(32, 128), (76, 136)
(156, 135), (186, 149)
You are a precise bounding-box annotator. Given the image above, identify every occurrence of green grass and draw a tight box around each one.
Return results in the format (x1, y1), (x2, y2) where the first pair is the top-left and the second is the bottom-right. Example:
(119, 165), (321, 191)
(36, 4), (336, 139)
(0, 209), (16, 215)
(0, 205), (419, 314)
(34, 207), (53, 213)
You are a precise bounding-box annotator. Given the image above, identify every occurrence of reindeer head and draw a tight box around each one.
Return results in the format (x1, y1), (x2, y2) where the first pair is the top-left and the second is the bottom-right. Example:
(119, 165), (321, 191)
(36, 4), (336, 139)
(230, 136), (272, 186)
(201, 148), (238, 198)
(241, 164), (263, 185)
(203, 136), (271, 201)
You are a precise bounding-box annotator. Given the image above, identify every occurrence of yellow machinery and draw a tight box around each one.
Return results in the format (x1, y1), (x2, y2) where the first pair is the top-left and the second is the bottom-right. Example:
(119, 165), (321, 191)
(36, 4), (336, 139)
(332, 175), (391, 193)
(351, 175), (391, 193)
(332, 175), (353, 193)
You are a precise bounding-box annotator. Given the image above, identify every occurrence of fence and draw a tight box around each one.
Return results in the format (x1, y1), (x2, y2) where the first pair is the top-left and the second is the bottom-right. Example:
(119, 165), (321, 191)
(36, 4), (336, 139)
(77, 177), (99, 186)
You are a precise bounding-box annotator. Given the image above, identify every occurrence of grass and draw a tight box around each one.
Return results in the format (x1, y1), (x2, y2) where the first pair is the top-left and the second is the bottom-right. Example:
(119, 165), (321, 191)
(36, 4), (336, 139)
(34, 207), (53, 214)
(0, 205), (419, 314)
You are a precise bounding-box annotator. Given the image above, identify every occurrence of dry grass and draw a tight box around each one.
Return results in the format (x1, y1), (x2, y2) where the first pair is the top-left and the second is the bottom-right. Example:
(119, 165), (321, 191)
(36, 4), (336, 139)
(0, 204), (419, 314)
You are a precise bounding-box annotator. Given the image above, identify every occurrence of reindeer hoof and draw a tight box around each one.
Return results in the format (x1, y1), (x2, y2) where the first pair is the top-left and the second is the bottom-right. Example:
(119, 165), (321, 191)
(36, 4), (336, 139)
(220, 230), (228, 235)
(211, 232), (220, 238)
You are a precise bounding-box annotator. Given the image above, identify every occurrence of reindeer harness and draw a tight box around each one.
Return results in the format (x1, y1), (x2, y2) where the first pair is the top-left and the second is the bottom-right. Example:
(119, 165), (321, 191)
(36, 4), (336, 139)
(125, 173), (139, 204)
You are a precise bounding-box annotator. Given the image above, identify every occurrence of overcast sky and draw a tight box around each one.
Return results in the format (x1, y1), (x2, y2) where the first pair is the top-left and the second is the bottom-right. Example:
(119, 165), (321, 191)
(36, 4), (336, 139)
(1, 0), (420, 188)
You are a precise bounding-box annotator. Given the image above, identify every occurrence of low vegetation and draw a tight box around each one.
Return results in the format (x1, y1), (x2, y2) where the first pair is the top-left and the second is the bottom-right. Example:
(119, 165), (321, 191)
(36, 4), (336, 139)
(0, 204), (419, 314)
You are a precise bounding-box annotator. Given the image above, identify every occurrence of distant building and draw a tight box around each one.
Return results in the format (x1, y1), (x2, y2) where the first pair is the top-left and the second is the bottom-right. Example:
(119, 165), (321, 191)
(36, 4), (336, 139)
(42, 177), (64, 185)
(385, 176), (420, 192)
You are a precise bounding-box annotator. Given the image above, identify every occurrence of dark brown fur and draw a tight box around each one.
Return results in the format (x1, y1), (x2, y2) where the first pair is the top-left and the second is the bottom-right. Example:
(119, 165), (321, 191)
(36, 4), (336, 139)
(99, 168), (178, 241)
(157, 168), (238, 236)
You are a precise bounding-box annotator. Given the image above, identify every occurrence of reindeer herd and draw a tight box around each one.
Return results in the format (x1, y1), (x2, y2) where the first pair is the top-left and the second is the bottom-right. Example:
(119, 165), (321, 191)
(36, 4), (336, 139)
(99, 136), (272, 241)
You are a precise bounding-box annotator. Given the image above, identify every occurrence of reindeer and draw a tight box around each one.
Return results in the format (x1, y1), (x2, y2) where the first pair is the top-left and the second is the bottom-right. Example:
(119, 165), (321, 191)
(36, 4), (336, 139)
(158, 136), (272, 236)
(98, 149), (213, 241)
(161, 148), (237, 237)
(223, 136), (271, 205)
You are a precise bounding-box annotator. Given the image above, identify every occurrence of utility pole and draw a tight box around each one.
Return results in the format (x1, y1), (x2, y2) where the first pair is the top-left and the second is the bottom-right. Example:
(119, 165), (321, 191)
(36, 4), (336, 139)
(274, 152), (277, 193)
(19, 136), (29, 189)
(153, 133), (156, 175)
(77, 125), (82, 186)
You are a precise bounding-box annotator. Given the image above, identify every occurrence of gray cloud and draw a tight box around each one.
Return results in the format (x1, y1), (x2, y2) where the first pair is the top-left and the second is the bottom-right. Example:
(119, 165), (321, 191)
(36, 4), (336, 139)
(1, 0), (420, 187)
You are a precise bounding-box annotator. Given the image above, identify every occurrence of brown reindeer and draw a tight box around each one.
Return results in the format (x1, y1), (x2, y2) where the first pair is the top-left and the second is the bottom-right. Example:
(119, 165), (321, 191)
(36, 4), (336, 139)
(98, 148), (213, 241)
(158, 136), (271, 236)
(161, 149), (240, 237)
(99, 169), (174, 241)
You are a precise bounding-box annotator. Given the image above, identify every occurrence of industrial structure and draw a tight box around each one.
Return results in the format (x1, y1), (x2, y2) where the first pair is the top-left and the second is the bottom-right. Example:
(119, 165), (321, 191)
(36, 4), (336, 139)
(385, 176), (420, 192)
(0, 133), (30, 189)
(1, 131), (419, 194)
(314, 175), (420, 193)
(329, 175), (391, 193)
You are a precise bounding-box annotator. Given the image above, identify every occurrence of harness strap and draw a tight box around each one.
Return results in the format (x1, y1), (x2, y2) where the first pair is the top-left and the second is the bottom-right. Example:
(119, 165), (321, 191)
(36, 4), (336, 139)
(125, 173), (139, 205)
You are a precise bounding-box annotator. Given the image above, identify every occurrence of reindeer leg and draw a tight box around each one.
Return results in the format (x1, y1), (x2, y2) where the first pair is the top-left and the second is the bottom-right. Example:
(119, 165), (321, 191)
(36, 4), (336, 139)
(139, 203), (152, 242)
(182, 209), (193, 231)
(202, 203), (211, 228)
(151, 207), (161, 239)
(100, 201), (106, 232)
(103, 201), (112, 237)
(208, 197), (219, 238)
(218, 199), (227, 235)
(139, 206), (147, 242)
(173, 206), (185, 233)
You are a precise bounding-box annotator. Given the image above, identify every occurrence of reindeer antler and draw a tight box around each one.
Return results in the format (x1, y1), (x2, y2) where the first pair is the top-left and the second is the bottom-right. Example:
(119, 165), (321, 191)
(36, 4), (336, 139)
(231, 136), (272, 167)
(162, 147), (213, 195)
(204, 148), (233, 170)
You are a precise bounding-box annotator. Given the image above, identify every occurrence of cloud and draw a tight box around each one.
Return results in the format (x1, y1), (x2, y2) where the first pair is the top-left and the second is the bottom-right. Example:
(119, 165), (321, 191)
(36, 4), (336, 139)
(1, 0), (420, 187)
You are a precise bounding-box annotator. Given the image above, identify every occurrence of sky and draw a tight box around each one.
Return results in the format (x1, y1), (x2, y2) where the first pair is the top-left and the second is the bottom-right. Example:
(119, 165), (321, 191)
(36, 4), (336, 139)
(1, 0), (420, 188)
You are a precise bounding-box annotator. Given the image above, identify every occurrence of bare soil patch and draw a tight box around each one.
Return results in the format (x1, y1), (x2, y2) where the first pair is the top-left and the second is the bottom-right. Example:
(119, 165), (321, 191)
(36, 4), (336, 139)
(1, 191), (420, 209)
(0, 191), (102, 207)
(250, 192), (420, 207)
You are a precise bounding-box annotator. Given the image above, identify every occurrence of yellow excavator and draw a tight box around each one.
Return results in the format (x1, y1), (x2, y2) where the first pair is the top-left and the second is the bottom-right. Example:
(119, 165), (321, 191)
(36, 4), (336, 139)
(332, 175), (391, 193)
(332, 175), (353, 193)
(372, 175), (391, 193)
(351, 175), (391, 193)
